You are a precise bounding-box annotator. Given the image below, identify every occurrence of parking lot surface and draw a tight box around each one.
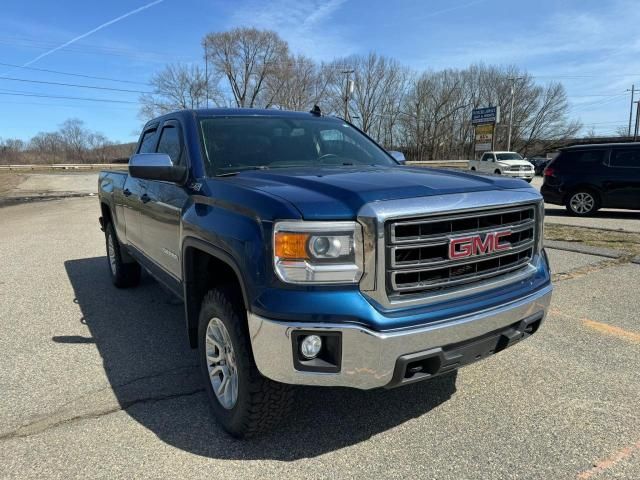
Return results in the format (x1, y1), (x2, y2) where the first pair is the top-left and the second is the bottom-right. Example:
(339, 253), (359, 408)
(1, 197), (639, 479)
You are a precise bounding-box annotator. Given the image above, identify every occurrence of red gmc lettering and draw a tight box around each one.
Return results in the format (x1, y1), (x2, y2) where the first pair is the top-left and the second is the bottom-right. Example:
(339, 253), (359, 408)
(448, 230), (512, 259)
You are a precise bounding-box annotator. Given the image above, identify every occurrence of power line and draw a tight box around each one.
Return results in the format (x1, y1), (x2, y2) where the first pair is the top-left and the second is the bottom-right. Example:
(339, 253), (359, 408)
(0, 76), (150, 94)
(0, 61), (150, 86)
(0, 99), (139, 109)
(0, 90), (138, 104)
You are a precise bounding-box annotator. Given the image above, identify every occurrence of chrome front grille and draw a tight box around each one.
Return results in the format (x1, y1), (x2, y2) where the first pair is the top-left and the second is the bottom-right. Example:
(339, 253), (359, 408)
(386, 205), (536, 295)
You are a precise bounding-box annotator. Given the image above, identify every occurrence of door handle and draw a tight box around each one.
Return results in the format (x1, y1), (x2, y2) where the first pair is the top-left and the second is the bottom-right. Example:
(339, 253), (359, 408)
(140, 193), (151, 204)
(123, 188), (132, 197)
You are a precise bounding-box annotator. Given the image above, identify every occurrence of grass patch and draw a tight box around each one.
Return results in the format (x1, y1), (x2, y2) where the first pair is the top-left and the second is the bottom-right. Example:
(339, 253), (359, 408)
(545, 224), (640, 256)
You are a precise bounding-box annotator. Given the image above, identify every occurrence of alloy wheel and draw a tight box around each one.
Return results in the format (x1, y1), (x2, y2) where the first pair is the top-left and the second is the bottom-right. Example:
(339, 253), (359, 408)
(570, 192), (595, 214)
(107, 233), (117, 276)
(205, 317), (239, 410)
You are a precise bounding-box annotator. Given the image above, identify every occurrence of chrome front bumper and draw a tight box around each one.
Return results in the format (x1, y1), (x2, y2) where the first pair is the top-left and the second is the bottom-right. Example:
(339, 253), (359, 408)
(248, 284), (552, 389)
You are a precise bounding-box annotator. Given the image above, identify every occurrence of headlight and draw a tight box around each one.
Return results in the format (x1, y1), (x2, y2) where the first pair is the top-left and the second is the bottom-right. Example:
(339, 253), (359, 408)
(273, 221), (364, 284)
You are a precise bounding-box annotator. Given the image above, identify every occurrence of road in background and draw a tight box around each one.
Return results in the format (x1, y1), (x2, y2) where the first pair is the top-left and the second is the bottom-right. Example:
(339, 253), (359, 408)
(0, 197), (639, 479)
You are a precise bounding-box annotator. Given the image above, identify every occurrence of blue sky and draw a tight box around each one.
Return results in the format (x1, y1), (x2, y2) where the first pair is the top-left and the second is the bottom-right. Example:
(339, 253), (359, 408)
(1, 0), (639, 143)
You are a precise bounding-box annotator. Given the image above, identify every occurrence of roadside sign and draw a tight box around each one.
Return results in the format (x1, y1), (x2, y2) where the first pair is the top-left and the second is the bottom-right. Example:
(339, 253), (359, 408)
(472, 106), (500, 125)
(474, 123), (494, 151)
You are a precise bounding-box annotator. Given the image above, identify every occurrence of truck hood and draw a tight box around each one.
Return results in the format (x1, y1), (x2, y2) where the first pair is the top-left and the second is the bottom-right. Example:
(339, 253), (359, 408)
(498, 159), (533, 167)
(221, 165), (536, 220)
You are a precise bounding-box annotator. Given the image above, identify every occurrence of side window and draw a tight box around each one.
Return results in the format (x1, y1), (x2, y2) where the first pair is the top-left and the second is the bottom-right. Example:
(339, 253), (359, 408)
(156, 125), (184, 166)
(560, 150), (605, 168)
(610, 149), (640, 168)
(138, 128), (157, 153)
(481, 153), (489, 161)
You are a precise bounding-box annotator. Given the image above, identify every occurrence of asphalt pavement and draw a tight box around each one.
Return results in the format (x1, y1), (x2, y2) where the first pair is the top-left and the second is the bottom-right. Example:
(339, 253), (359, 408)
(1, 196), (639, 479)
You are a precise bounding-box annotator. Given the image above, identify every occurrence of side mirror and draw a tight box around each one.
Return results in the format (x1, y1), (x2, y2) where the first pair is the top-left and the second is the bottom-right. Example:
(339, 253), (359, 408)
(129, 153), (187, 184)
(388, 150), (406, 165)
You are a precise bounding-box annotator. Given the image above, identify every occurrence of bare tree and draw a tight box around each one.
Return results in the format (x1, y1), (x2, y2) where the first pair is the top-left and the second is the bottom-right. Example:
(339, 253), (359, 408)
(139, 63), (218, 120)
(265, 55), (335, 111)
(345, 53), (407, 138)
(203, 27), (289, 108)
(58, 119), (90, 163)
(30, 132), (64, 163)
(0, 138), (26, 165)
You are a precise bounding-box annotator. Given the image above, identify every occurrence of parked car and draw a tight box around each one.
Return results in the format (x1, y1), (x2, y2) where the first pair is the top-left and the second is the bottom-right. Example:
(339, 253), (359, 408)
(468, 151), (534, 182)
(98, 108), (552, 437)
(528, 157), (550, 176)
(541, 143), (640, 216)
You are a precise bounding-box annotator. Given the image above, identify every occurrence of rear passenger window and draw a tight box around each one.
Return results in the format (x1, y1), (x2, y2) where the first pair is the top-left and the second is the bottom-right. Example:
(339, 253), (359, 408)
(156, 125), (184, 166)
(610, 149), (640, 168)
(138, 128), (157, 153)
(559, 150), (605, 168)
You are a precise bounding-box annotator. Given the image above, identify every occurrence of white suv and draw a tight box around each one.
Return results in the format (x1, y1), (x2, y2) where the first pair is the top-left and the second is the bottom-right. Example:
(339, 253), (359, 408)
(469, 151), (534, 182)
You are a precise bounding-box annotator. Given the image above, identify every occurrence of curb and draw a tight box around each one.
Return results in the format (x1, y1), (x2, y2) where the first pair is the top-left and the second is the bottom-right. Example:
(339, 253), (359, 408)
(0, 193), (96, 207)
(545, 220), (640, 235)
(544, 240), (625, 259)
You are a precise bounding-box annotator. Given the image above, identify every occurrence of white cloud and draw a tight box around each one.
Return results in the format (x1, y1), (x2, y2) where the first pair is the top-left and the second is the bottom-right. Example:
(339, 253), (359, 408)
(227, 0), (355, 59)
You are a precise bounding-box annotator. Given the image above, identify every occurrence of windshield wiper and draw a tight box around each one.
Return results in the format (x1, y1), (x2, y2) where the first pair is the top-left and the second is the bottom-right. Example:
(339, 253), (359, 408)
(215, 165), (270, 177)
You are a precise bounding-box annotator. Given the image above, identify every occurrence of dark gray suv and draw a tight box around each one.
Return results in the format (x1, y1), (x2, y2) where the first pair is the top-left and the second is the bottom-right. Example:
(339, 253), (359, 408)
(541, 143), (640, 216)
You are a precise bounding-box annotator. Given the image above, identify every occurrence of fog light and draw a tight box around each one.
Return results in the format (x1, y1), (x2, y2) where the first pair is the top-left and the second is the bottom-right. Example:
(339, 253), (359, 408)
(300, 335), (322, 359)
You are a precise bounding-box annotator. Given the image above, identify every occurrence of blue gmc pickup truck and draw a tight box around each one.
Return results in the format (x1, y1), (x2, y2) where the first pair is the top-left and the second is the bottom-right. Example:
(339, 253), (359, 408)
(98, 108), (552, 437)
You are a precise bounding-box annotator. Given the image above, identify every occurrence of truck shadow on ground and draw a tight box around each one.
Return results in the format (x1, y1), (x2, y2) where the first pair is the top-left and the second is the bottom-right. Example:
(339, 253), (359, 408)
(63, 256), (457, 460)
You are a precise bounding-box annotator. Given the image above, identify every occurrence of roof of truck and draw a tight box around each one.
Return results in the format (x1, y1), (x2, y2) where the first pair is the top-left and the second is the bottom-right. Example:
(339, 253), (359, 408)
(142, 108), (339, 130)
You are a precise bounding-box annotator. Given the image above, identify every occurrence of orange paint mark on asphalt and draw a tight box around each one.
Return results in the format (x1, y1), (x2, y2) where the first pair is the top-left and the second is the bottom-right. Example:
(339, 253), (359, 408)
(549, 307), (640, 344)
(577, 440), (640, 479)
(582, 319), (640, 344)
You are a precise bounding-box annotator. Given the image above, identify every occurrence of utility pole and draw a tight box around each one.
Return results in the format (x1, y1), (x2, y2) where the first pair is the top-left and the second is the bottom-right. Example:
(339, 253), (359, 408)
(507, 77), (521, 151)
(634, 101), (640, 141)
(627, 84), (635, 136)
(342, 69), (354, 121)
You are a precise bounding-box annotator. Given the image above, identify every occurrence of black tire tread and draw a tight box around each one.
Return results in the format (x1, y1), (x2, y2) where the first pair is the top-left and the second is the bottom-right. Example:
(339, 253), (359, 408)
(105, 222), (141, 288)
(199, 288), (293, 438)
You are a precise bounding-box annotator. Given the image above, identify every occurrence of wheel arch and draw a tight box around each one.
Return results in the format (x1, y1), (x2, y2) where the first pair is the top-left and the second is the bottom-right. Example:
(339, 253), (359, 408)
(182, 237), (250, 349)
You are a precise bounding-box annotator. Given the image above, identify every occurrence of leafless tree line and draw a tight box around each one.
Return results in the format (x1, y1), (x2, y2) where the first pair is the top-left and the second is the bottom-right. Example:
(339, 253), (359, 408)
(0, 119), (135, 165)
(140, 27), (581, 160)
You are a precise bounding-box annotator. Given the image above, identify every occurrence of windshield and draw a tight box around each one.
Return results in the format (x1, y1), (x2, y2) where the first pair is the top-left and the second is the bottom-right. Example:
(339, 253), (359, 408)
(496, 153), (523, 161)
(199, 116), (396, 176)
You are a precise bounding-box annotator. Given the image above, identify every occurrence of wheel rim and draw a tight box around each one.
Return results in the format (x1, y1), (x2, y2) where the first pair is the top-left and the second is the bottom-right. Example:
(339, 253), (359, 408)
(205, 317), (238, 410)
(107, 233), (117, 276)
(570, 192), (595, 214)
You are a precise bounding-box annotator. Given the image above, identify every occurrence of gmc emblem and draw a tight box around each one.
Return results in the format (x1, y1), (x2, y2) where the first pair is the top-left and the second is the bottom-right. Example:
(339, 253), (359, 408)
(448, 230), (512, 260)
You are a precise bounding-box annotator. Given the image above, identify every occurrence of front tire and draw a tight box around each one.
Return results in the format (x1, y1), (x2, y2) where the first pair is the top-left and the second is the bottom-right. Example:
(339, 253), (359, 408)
(198, 288), (293, 438)
(105, 222), (140, 288)
(566, 190), (599, 216)
(494, 169), (502, 175)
